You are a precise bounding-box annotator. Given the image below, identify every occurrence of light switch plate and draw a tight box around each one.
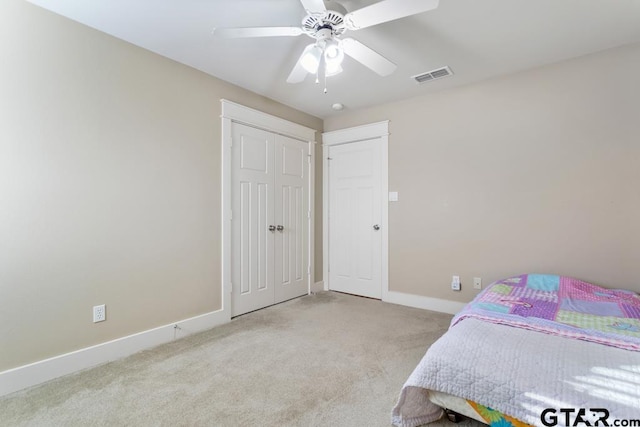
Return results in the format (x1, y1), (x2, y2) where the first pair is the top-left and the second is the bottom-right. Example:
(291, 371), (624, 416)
(451, 275), (461, 291)
(389, 191), (398, 202)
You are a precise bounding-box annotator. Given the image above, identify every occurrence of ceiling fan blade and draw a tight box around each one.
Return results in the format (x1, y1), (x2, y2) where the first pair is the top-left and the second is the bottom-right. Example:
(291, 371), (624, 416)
(213, 26), (303, 38)
(342, 38), (397, 76)
(287, 44), (315, 84)
(299, 0), (327, 14)
(344, 0), (439, 30)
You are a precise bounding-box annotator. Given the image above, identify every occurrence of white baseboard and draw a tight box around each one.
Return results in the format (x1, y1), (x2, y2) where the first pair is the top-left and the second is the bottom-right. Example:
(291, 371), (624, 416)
(383, 291), (467, 315)
(0, 308), (230, 397)
(311, 281), (325, 293)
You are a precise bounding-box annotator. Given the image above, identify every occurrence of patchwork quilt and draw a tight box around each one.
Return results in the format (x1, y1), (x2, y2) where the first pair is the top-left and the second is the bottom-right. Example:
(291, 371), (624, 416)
(392, 274), (640, 427)
(392, 318), (640, 427)
(453, 274), (640, 351)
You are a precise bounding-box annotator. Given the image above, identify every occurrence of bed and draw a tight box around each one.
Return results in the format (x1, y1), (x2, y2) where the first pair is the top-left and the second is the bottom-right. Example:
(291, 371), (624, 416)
(392, 274), (640, 427)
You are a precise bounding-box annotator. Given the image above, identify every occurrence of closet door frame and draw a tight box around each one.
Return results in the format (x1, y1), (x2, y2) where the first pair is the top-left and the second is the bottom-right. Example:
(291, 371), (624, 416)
(221, 99), (317, 317)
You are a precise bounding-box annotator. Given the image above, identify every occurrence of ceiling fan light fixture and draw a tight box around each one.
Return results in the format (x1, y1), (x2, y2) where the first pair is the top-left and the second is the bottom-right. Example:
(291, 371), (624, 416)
(324, 40), (344, 67)
(301, 45), (323, 74)
(325, 63), (343, 77)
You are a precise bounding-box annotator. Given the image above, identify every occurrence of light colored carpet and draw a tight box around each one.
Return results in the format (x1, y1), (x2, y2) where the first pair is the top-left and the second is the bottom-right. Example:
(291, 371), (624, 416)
(0, 292), (484, 427)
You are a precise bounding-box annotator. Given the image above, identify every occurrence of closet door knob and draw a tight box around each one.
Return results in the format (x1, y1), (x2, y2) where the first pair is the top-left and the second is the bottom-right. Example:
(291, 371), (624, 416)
(268, 225), (276, 232)
(373, 224), (380, 231)
(276, 225), (284, 232)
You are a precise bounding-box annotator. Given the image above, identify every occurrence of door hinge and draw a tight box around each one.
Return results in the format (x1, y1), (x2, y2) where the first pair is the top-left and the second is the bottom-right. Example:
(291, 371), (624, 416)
(307, 210), (311, 219)
(307, 154), (311, 164)
(230, 210), (233, 221)
(308, 266), (311, 276)
(229, 283), (233, 293)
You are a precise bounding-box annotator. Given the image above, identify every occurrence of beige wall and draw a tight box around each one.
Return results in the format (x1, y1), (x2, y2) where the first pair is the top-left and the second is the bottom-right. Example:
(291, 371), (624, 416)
(325, 43), (640, 303)
(0, 0), (321, 372)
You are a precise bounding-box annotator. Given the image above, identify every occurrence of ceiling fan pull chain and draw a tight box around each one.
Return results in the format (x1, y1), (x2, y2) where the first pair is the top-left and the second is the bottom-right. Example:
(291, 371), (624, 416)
(317, 52), (324, 85)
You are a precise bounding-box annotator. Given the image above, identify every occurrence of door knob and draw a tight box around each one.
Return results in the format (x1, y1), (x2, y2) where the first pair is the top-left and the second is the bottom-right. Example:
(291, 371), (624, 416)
(268, 225), (276, 232)
(276, 225), (284, 232)
(373, 224), (380, 231)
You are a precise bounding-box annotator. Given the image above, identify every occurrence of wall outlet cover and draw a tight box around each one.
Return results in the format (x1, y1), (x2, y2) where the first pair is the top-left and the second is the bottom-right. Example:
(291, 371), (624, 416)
(93, 304), (106, 323)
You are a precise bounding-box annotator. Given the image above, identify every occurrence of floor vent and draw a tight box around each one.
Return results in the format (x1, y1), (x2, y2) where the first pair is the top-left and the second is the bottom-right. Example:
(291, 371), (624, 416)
(412, 66), (453, 83)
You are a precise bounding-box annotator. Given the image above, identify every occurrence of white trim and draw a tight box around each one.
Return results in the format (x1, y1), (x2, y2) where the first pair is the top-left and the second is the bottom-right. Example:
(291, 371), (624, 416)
(322, 121), (389, 300)
(221, 99), (315, 142)
(384, 291), (466, 316)
(0, 309), (228, 397)
(221, 99), (318, 316)
(380, 131), (390, 302)
(311, 281), (325, 293)
(322, 120), (389, 146)
(221, 112), (233, 316)
(308, 142), (315, 294)
(322, 143), (329, 293)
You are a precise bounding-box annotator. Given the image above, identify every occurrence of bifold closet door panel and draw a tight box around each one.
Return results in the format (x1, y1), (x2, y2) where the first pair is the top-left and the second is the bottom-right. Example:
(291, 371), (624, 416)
(274, 134), (309, 303)
(231, 123), (276, 316)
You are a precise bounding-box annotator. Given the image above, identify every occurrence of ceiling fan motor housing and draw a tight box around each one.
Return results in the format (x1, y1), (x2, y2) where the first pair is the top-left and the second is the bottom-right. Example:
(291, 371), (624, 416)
(301, 11), (346, 39)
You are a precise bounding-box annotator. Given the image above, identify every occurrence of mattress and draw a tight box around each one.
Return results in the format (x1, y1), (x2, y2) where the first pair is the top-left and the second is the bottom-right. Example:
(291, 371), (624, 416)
(428, 391), (530, 426)
(427, 391), (484, 422)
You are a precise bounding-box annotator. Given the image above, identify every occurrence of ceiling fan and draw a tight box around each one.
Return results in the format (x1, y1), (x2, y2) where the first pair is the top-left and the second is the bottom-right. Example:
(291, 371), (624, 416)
(213, 0), (439, 84)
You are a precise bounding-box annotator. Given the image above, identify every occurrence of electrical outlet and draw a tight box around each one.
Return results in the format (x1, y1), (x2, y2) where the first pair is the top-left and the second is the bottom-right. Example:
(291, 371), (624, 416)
(93, 304), (106, 323)
(451, 275), (461, 291)
(473, 277), (482, 290)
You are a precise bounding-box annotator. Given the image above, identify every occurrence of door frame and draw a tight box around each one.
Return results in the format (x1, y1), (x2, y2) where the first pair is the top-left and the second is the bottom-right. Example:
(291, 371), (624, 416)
(221, 99), (317, 317)
(322, 121), (389, 301)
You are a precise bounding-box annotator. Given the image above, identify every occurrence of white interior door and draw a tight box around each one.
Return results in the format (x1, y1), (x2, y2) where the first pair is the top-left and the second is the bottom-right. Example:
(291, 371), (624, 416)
(231, 123), (275, 316)
(231, 122), (310, 316)
(274, 135), (309, 303)
(328, 138), (382, 299)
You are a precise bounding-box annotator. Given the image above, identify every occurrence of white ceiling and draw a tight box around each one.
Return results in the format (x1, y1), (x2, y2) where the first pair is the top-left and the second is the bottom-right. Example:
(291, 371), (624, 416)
(27, 0), (640, 118)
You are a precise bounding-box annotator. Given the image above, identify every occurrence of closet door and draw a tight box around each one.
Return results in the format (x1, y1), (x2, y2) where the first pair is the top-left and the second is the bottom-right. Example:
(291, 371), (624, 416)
(230, 122), (310, 316)
(231, 123), (275, 316)
(274, 135), (309, 303)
